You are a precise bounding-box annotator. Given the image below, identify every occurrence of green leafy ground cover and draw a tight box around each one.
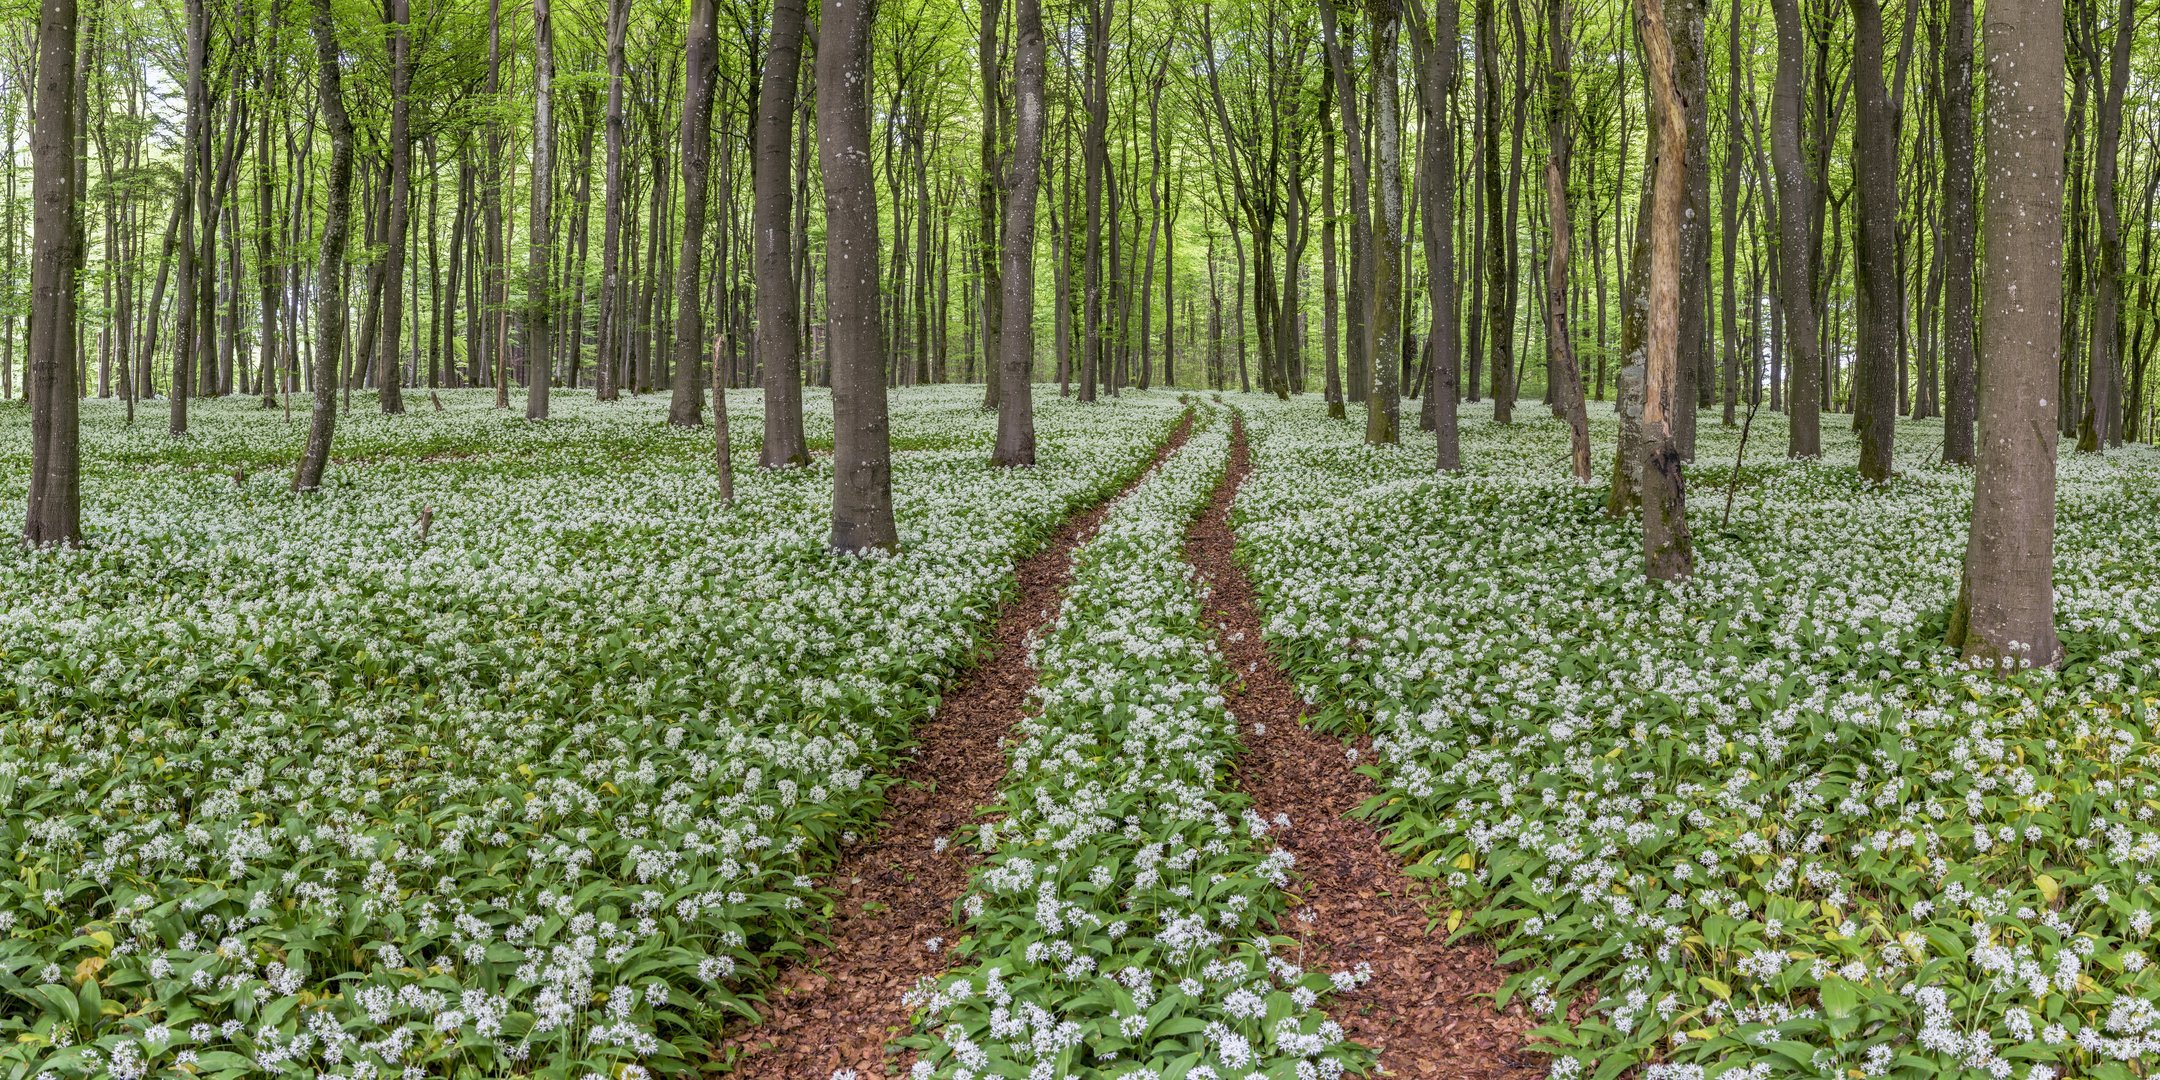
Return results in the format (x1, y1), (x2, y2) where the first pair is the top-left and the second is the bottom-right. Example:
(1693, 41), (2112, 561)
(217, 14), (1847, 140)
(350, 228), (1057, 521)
(0, 387), (1183, 1079)
(906, 403), (1360, 1080)
(1233, 397), (2160, 1080)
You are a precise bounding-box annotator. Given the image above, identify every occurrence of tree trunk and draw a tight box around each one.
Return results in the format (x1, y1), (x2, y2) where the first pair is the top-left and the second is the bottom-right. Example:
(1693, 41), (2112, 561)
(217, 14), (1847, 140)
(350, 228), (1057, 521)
(976, 0), (1004, 406)
(757, 0), (810, 464)
(1850, 0), (1898, 480)
(595, 0), (627, 401)
(1639, 0), (1693, 580)
(992, 0), (1045, 467)
(1366, 0), (1404, 444)
(2077, 0), (2132, 451)
(25, 0), (80, 545)
(1545, 0), (1590, 481)
(1769, 0), (1822, 457)
(525, 0), (553, 419)
(666, 0), (719, 426)
(1947, 0), (2063, 667)
(377, 0), (412, 414)
(822, 0), (897, 552)
(294, 0), (354, 492)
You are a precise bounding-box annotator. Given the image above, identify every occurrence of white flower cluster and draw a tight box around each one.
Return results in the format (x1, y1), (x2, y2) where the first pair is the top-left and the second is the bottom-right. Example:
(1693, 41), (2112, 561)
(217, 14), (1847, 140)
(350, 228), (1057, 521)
(908, 403), (1357, 1080)
(1230, 395), (2160, 1080)
(0, 387), (1187, 1078)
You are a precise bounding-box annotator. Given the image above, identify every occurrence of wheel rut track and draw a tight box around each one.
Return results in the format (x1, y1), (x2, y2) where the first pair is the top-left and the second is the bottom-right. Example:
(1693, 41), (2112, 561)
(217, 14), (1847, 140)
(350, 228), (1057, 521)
(1185, 416), (1540, 1079)
(719, 413), (1194, 1079)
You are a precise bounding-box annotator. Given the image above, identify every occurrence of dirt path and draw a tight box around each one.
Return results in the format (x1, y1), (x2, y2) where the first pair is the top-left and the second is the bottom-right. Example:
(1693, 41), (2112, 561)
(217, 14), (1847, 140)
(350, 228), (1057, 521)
(1185, 418), (1539, 1079)
(719, 417), (1194, 1079)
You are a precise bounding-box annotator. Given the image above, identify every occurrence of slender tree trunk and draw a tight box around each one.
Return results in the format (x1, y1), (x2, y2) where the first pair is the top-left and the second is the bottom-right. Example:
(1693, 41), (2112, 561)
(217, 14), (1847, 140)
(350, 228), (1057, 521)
(1367, 0), (1404, 444)
(1410, 0), (1463, 467)
(992, 0), (1045, 467)
(377, 0), (412, 413)
(295, 0), (354, 492)
(1718, 0), (1740, 427)
(667, 0), (719, 426)
(1947, 0), (2063, 666)
(1545, 0), (1590, 481)
(756, 0), (809, 463)
(1770, 0), (1822, 456)
(525, 0), (553, 419)
(1079, 0), (1113, 402)
(25, 0), (80, 545)
(976, 0), (1004, 407)
(1850, 0), (1897, 480)
(1639, 0), (1693, 580)
(2077, 0), (2132, 451)
(593, 0), (627, 400)
(822, 0), (897, 551)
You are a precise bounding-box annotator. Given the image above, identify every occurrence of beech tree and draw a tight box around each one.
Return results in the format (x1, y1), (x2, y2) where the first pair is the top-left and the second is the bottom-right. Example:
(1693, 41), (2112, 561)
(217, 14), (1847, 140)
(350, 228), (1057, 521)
(822, 0), (898, 552)
(293, 0), (355, 492)
(1949, 0), (2065, 666)
(24, 0), (80, 545)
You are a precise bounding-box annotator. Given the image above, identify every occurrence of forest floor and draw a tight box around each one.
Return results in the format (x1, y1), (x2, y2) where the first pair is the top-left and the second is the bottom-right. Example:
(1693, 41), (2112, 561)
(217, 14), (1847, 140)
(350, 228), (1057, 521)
(1188, 418), (1540, 1079)
(718, 413), (1195, 1078)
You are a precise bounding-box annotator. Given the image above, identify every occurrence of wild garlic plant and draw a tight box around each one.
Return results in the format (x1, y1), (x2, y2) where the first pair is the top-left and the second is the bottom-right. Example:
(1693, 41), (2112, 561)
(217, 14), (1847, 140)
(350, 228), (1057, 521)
(906, 404), (1363, 1080)
(0, 388), (1185, 1079)
(1232, 396), (2160, 1080)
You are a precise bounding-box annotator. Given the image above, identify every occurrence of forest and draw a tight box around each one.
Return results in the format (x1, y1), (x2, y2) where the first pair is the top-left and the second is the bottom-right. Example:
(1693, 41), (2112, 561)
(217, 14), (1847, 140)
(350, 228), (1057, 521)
(4, 0), (2159, 1077)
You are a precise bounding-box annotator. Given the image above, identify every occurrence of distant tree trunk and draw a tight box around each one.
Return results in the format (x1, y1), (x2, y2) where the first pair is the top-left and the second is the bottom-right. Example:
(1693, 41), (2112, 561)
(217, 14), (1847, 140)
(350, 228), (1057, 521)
(1639, 0), (1693, 580)
(1948, 0), (2063, 666)
(976, 0), (1004, 407)
(485, 0), (507, 407)
(595, 0), (627, 401)
(667, 0), (718, 427)
(1079, 0), (1112, 402)
(2077, 0), (2132, 451)
(992, 0), (1045, 467)
(525, 0), (553, 419)
(1408, 0), (1461, 466)
(1849, 0), (1897, 480)
(1319, 0), (1372, 410)
(822, 0), (897, 552)
(1769, 0), (1822, 457)
(295, 0), (354, 492)
(1476, 0), (1511, 422)
(25, 0), (80, 545)
(171, 0), (207, 436)
(1718, 0), (1740, 427)
(1545, 0), (1590, 482)
(1671, 0), (1708, 457)
(756, 0), (809, 464)
(1320, 70), (1345, 420)
(1366, 0), (1403, 444)
(256, 39), (280, 408)
(377, 0), (411, 414)
(1939, 0), (1976, 463)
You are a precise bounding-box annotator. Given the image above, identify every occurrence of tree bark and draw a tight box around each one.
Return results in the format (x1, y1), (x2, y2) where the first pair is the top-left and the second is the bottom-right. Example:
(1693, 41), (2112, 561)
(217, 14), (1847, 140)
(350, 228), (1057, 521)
(822, 0), (898, 552)
(1544, 0), (1590, 482)
(377, 0), (412, 414)
(1639, 0), (1693, 580)
(992, 0), (1045, 467)
(526, 0), (554, 419)
(1367, 0), (1404, 444)
(1947, 0), (2063, 667)
(1850, 0), (1898, 480)
(2077, 0), (2132, 451)
(667, 0), (719, 427)
(595, 0), (628, 401)
(757, 0), (810, 464)
(25, 0), (80, 545)
(1769, 0), (1822, 456)
(1939, 0), (1976, 463)
(294, 0), (355, 492)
